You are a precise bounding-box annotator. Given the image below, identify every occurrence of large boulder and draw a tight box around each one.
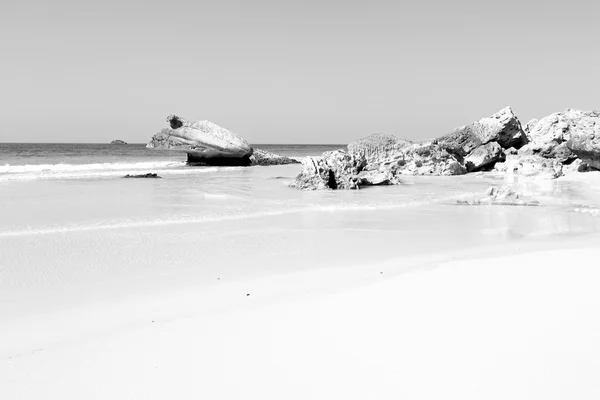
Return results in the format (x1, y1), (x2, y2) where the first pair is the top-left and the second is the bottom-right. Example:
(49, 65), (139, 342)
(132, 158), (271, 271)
(463, 141), (505, 172)
(148, 115), (253, 166)
(436, 106), (526, 158)
(566, 110), (600, 169)
(290, 150), (361, 190)
(517, 109), (599, 163)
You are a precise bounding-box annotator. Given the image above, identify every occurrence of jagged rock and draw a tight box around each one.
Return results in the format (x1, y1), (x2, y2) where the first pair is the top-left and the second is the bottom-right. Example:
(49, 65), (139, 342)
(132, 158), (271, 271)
(436, 106), (526, 158)
(388, 142), (466, 176)
(291, 150), (361, 190)
(457, 186), (540, 206)
(124, 173), (162, 179)
(566, 111), (600, 169)
(517, 110), (598, 163)
(111, 140), (127, 145)
(347, 133), (411, 168)
(464, 142), (505, 172)
(249, 149), (300, 166)
(147, 115), (253, 166)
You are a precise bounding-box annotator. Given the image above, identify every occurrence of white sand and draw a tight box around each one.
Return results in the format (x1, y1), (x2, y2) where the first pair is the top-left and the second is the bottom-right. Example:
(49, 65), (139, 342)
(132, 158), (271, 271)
(2, 235), (600, 399)
(3, 170), (600, 399)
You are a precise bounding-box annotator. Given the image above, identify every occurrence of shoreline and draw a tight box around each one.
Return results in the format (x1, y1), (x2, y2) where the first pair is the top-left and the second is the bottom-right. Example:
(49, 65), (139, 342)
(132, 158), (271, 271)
(3, 229), (600, 399)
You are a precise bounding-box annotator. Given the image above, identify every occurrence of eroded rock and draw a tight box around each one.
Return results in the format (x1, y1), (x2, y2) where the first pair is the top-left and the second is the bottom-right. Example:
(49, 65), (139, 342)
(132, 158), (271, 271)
(436, 106), (526, 158)
(249, 149), (300, 166)
(457, 186), (540, 206)
(566, 111), (600, 169)
(148, 115), (253, 166)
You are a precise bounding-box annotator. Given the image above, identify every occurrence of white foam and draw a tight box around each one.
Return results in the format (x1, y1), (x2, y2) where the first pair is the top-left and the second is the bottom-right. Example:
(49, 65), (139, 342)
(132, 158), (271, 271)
(0, 161), (185, 174)
(0, 162), (237, 181)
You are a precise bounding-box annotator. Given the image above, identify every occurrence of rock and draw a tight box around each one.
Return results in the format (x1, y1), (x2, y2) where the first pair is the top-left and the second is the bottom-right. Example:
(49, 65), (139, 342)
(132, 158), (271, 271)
(457, 186), (540, 206)
(347, 133), (410, 168)
(291, 150), (361, 190)
(464, 142), (505, 172)
(517, 109), (599, 163)
(388, 142), (466, 176)
(356, 170), (393, 186)
(111, 140), (127, 145)
(578, 162), (599, 173)
(249, 148), (300, 166)
(147, 115), (253, 166)
(123, 173), (162, 179)
(566, 110), (600, 168)
(436, 106), (526, 158)
(512, 155), (563, 179)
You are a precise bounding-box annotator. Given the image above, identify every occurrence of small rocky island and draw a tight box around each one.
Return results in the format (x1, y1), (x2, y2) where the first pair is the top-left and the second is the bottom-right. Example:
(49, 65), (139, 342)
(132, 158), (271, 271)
(111, 140), (127, 145)
(147, 115), (298, 166)
(291, 107), (600, 190)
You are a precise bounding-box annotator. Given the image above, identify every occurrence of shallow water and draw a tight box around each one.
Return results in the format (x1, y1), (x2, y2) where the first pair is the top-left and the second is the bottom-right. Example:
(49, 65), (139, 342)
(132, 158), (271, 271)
(2, 144), (600, 318)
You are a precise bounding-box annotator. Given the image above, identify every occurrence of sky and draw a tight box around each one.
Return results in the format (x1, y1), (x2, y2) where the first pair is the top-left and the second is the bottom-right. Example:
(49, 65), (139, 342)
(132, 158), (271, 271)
(1, 0), (599, 144)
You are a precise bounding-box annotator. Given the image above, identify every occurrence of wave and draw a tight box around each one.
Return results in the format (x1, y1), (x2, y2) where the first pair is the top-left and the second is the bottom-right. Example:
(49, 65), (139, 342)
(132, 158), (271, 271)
(0, 161), (186, 174)
(0, 161), (237, 181)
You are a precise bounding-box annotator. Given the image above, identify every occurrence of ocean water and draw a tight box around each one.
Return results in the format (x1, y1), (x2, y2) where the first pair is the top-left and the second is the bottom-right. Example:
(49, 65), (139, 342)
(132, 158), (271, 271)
(1, 143), (599, 237)
(0, 143), (343, 180)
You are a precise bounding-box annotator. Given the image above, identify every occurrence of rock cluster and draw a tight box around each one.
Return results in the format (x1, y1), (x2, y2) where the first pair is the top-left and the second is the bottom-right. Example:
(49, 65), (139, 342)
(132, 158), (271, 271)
(293, 106), (600, 190)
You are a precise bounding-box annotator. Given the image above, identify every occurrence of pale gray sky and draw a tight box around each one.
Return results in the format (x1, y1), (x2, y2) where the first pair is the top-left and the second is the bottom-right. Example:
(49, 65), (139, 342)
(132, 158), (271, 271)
(1, 0), (598, 143)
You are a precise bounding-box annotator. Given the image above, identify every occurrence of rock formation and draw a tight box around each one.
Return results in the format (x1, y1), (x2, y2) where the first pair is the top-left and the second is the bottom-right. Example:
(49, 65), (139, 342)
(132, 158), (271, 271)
(111, 140), (127, 145)
(293, 107), (528, 190)
(147, 115), (298, 167)
(292, 106), (600, 190)
(148, 115), (253, 166)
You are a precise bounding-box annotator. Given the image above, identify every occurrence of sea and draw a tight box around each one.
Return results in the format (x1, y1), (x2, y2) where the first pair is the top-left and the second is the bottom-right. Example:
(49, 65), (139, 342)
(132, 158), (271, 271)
(1, 142), (599, 239)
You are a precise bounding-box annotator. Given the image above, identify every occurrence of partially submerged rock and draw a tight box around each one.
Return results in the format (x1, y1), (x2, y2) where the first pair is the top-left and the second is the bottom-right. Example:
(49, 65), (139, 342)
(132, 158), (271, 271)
(457, 186), (540, 206)
(291, 150), (363, 190)
(249, 148), (300, 166)
(124, 173), (162, 179)
(148, 115), (298, 167)
(148, 115), (253, 166)
(497, 154), (563, 179)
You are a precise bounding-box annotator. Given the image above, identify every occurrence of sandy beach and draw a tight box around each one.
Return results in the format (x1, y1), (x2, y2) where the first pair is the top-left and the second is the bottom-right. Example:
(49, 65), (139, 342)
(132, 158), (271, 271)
(2, 162), (600, 399)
